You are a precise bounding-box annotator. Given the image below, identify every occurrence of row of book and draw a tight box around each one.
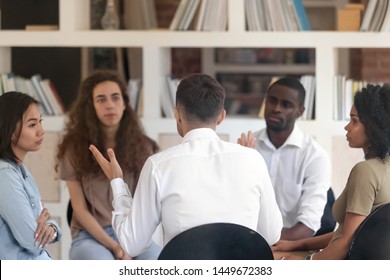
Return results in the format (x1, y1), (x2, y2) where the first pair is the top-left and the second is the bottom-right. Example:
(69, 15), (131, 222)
(245, 0), (310, 31)
(169, 0), (309, 31)
(360, 0), (390, 32)
(169, 0), (228, 31)
(165, 74), (315, 120)
(257, 75), (315, 120)
(333, 75), (370, 121)
(0, 72), (65, 116)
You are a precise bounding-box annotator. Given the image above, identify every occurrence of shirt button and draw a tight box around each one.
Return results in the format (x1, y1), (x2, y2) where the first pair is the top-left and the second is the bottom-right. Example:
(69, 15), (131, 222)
(31, 203), (35, 207)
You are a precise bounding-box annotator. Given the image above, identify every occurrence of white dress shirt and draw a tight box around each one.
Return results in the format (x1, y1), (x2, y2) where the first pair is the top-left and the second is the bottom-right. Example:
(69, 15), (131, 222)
(110, 128), (282, 257)
(253, 126), (331, 232)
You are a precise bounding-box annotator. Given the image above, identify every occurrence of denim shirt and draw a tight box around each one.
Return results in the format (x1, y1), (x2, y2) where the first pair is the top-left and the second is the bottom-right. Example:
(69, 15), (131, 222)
(0, 159), (62, 259)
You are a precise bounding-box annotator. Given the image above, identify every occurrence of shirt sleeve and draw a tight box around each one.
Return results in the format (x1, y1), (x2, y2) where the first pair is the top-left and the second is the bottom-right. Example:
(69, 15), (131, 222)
(345, 162), (377, 216)
(47, 220), (62, 243)
(296, 149), (331, 232)
(256, 158), (283, 245)
(111, 158), (161, 257)
(0, 168), (45, 256)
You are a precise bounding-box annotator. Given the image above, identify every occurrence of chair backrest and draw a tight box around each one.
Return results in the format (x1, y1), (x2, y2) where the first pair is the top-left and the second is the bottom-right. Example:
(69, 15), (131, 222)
(158, 223), (274, 260)
(346, 202), (390, 260)
(66, 200), (73, 227)
(314, 187), (337, 236)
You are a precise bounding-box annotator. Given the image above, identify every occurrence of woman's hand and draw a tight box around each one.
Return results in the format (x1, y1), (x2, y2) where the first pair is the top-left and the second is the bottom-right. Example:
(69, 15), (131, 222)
(112, 243), (132, 260)
(35, 208), (56, 248)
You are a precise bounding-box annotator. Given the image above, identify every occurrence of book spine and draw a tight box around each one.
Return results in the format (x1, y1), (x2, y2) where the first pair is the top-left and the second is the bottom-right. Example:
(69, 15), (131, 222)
(293, 0), (311, 31)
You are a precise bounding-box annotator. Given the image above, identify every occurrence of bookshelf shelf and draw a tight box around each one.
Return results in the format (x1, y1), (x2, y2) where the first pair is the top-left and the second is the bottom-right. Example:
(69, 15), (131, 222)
(0, 0), (386, 259)
(1, 30), (390, 47)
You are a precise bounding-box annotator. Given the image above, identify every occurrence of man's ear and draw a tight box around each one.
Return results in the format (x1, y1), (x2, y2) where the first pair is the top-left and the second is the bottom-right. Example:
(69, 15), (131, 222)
(216, 109), (226, 125)
(174, 107), (181, 123)
(297, 105), (305, 118)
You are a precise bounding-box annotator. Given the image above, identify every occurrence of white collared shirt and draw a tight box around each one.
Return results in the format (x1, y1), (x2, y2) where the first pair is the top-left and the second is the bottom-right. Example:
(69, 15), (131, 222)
(253, 126), (331, 231)
(110, 128), (282, 257)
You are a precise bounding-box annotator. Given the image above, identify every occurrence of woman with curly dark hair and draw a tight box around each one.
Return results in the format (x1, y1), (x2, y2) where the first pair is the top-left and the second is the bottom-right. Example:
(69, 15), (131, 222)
(272, 83), (390, 260)
(56, 70), (160, 260)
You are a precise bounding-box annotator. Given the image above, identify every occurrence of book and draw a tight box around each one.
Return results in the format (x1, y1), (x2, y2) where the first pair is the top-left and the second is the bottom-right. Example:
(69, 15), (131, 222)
(368, 0), (388, 31)
(292, 0), (311, 31)
(25, 25), (59, 30)
(14, 75), (29, 93)
(380, 0), (390, 31)
(31, 74), (54, 115)
(258, 76), (280, 118)
(40, 79), (65, 115)
(194, 0), (207, 31)
(127, 78), (141, 111)
(166, 76), (180, 106)
(169, 0), (190, 30)
(23, 78), (46, 115)
(1, 72), (16, 93)
(282, 0), (300, 31)
(300, 75), (315, 120)
(360, 0), (379, 31)
(179, 0), (201, 30)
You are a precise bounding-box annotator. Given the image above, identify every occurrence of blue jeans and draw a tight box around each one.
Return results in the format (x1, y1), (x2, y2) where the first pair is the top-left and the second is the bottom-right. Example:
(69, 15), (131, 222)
(69, 226), (161, 260)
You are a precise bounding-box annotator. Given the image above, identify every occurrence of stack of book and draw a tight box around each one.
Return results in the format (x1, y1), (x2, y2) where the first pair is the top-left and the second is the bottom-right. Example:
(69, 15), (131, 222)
(0, 72), (65, 116)
(169, 0), (228, 31)
(245, 0), (310, 31)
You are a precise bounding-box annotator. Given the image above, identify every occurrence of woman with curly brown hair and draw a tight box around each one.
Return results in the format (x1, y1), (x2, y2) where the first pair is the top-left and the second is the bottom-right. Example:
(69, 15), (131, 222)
(272, 83), (390, 260)
(56, 70), (160, 260)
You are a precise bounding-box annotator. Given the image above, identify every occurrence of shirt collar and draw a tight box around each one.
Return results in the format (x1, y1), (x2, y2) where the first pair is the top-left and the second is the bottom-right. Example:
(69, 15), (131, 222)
(258, 125), (304, 149)
(182, 128), (219, 143)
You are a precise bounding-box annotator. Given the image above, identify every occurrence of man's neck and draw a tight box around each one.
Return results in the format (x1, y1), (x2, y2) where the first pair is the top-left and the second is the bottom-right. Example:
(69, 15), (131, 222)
(266, 127), (294, 149)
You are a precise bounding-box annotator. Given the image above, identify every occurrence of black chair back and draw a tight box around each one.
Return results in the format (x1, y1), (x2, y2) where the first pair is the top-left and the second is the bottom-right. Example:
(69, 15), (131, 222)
(66, 200), (73, 227)
(315, 187), (336, 236)
(347, 203), (390, 260)
(158, 223), (274, 260)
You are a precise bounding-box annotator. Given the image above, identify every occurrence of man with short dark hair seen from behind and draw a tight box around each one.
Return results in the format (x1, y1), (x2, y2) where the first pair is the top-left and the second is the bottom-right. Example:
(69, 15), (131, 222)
(89, 73), (283, 257)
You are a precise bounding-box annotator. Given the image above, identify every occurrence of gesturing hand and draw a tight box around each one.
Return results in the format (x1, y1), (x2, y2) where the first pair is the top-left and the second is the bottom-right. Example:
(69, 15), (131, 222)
(237, 130), (256, 148)
(89, 145), (123, 181)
